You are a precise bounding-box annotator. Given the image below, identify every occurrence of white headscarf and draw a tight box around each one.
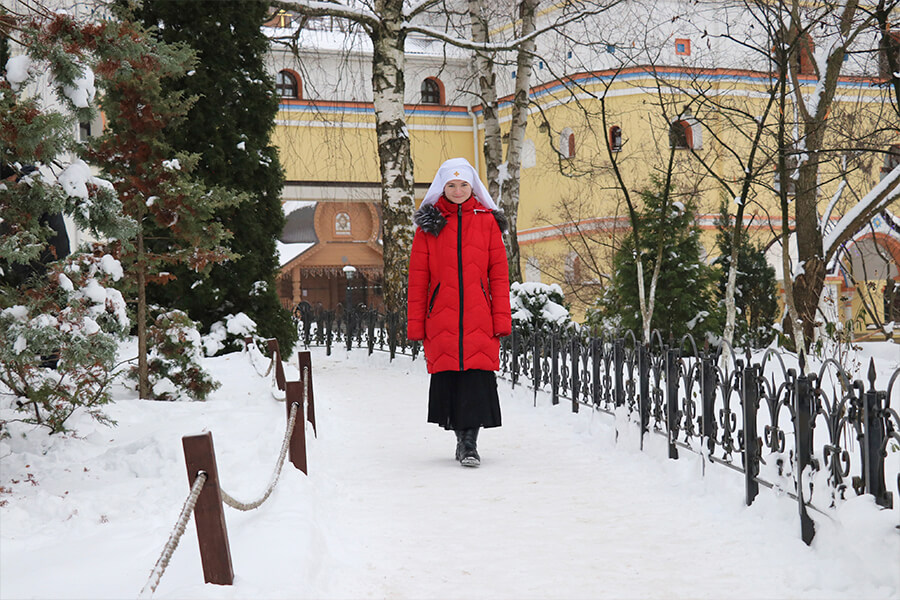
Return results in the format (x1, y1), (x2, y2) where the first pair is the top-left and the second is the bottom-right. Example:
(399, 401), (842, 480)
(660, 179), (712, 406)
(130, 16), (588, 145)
(420, 157), (499, 211)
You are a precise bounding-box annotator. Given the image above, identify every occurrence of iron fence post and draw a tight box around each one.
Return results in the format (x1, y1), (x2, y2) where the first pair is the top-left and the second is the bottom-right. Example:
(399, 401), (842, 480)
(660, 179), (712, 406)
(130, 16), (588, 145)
(532, 330), (541, 405)
(511, 326), (519, 388)
(345, 307), (353, 352)
(367, 310), (376, 355)
(592, 336), (601, 408)
(795, 367), (816, 545)
(551, 330), (559, 406)
(324, 312), (333, 356)
(639, 343), (650, 449)
(701, 353), (716, 458)
(614, 338), (624, 408)
(571, 334), (580, 413)
(742, 363), (760, 506)
(666, 348), (679, 460)
(863, 359), (892, 509)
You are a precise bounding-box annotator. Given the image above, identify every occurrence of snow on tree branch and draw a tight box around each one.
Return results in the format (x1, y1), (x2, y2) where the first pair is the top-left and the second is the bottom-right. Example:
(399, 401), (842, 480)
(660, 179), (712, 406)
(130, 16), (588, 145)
(269, 0), (379, 28)
(823, 165), (900, 262)
(404, 0), (442, 19)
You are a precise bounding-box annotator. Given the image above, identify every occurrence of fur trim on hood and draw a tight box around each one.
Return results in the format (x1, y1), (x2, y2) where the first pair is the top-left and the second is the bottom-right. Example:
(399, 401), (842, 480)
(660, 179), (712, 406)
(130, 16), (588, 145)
(414, 204), (446, 236)
(414, 204), (508, 237)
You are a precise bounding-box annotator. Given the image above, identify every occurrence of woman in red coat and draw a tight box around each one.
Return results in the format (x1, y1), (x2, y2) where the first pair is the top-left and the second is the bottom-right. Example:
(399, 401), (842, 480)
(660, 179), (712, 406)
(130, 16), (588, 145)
(407, 157), (512, 467)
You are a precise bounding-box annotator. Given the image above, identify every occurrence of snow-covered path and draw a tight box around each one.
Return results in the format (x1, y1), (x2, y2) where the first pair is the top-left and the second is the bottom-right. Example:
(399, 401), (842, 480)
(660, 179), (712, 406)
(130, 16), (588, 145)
(302, 349), (898, 599)
(1, 346), (898, 599)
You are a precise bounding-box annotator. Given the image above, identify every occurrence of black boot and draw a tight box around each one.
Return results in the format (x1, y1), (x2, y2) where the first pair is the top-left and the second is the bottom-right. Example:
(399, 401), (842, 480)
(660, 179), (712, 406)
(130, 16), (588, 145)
(454, 430), (465, 462)
(459, 428), (480, 467)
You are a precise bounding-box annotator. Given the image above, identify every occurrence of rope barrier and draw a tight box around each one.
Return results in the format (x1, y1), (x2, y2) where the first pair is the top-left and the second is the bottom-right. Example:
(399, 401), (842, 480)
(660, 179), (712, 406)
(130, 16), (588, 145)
(219, 401), (299, 511)
(139, 471), (208, 598)
(246, 342), (275, 379)
(139, 366), (309, 596)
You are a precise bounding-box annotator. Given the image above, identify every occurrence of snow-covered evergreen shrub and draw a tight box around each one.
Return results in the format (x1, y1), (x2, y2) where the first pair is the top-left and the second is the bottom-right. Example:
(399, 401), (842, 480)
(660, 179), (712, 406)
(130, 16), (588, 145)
(202, 312), (260, 356)
(0, 253), (130, 433)
(131, 308), (219, 401)
(510, 282), (574, 334)
(593, 177), (721, 343)
(1, 13), (136, 435)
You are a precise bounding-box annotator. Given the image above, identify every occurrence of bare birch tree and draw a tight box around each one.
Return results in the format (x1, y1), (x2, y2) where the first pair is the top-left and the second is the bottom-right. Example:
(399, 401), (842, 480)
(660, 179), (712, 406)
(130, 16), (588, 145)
(269, 0), (436, 314)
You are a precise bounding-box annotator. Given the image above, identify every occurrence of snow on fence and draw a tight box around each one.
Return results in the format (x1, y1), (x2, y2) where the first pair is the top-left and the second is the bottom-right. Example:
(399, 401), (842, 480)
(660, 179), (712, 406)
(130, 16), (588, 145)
(139, 343), (314, 596)
(293, 303), (900, 545)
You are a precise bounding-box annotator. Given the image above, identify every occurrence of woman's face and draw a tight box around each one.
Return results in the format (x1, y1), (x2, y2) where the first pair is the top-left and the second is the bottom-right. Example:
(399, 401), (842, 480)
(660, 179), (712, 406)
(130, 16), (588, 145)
(443, 179), (472, 204)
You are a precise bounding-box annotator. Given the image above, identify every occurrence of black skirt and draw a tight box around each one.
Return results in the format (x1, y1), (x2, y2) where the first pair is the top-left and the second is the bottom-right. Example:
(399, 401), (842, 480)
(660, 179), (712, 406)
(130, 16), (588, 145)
(427, 369), (501, 430)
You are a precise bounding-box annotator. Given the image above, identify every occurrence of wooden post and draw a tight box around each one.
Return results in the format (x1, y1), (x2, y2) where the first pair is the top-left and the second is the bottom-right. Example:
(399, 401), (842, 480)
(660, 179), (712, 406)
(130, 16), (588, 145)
(297, 351), (316, 436)
(285, 381), (308, 474)
(267, 338), (285, 391)
(182, 433), (234, 586)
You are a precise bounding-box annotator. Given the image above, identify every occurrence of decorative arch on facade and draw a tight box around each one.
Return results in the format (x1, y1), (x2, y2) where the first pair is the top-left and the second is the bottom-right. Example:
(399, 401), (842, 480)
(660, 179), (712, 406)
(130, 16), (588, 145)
(276, 69), (302, 99)
(420, 77), (444, 104)
(844, 231), (900, 282)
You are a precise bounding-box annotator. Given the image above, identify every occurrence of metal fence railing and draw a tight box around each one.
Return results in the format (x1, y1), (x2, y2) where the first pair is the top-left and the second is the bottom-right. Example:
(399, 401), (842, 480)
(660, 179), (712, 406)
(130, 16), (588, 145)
(293, 302), (900, 544)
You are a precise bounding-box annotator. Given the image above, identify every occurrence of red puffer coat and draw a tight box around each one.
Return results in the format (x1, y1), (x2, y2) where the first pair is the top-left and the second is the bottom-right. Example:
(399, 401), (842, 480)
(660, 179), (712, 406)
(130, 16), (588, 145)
(407, 195), (512, 373)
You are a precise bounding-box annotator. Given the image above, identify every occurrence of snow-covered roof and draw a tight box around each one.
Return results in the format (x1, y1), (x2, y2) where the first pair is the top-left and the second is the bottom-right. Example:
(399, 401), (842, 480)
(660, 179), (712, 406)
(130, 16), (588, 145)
(282, 200), (317, 217)
(263, 26), (468, 60)
(277, 241), (315, 267)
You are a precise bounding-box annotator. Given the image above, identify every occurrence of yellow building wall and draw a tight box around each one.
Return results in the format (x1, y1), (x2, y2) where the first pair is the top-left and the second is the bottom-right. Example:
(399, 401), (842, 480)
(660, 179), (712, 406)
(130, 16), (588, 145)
(271, 68), (898, 334)
(274, 102), (479, 187)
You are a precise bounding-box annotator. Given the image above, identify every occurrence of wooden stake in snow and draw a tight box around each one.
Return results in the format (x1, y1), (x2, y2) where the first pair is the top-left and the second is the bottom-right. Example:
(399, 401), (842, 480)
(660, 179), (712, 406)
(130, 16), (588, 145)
(268, 338), (286, 391)
(182, 432), (234, 586)
(298, 351), (316, 436)
(286, 375), (308, 474)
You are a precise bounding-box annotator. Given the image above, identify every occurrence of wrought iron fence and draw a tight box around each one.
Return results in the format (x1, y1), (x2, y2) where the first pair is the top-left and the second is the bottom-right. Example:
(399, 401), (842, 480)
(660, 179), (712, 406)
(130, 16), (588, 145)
(292, 302), (900, 544)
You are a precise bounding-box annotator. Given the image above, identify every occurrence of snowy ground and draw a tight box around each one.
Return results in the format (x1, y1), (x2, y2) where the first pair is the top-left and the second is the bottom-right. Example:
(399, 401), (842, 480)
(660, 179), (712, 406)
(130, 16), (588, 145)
(1, 343), (898, 599)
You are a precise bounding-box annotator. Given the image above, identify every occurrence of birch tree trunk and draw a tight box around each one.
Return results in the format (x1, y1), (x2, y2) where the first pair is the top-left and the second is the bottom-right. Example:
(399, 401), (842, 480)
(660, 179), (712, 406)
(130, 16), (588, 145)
(499, 0), (539, 283)
(371, 3), (416, 313)
(467, 0), (503, 203)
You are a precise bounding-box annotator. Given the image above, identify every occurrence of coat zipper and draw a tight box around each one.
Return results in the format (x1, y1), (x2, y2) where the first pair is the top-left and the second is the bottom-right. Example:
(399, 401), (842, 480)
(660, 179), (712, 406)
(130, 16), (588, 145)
(428, 283), (440, 315)
(457, 204), (464, 371)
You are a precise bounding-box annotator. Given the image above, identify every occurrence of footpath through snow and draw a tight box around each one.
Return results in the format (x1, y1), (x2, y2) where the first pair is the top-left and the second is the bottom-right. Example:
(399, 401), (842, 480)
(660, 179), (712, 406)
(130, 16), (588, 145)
(1, 345), (898, 599)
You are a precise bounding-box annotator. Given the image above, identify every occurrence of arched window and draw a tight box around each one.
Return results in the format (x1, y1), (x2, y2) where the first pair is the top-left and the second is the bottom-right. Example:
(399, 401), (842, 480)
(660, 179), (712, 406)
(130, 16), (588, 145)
(883, 144), (900, 179)
(609, 125), (622, 152)
(797, 31), (815, 75)
(525, 256), (541, 283)
(564, 252), (582, 285)
(420, 77), (443, 104)
(276, 70), (300, 99)
(560, 127), (575, 158)
(669, 119), (693, 149)
(335, 212), (351, 236)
